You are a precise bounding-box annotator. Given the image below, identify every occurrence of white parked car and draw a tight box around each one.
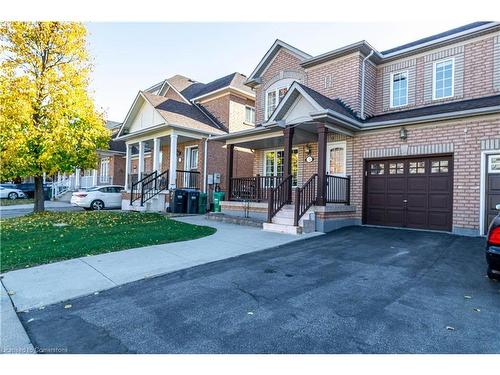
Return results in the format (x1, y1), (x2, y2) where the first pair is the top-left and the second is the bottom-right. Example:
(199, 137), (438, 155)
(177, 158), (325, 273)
(71, 185), (123, 210)
(0, 186), (27, 200)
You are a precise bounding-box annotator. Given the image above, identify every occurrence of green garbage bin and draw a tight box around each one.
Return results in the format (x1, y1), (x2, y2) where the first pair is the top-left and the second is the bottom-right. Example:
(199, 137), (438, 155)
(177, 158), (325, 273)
(198, 192), (207, 214)
(213, 191), (225, 212)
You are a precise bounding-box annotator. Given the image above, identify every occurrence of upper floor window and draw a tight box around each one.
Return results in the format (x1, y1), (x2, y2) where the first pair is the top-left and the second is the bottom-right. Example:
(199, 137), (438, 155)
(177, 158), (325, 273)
(266, 87), (289, 120)
(433, 59), (454, 100)
(245, 106), (255, 124)
(390, 71), (408, 108)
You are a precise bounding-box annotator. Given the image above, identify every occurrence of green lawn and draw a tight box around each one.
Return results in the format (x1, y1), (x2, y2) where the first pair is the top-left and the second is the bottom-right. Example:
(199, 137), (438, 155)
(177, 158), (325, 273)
(0, 198), (34, 206)
(0, 211), (216, 272)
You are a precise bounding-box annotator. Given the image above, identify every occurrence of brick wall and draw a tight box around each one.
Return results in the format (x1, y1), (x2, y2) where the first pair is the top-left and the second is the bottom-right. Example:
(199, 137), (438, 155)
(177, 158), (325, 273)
(350, 116), (500, 233)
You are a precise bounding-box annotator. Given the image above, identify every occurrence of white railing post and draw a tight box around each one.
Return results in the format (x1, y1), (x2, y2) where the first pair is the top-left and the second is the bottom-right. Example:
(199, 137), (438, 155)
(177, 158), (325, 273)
(138, 141), (145, 180)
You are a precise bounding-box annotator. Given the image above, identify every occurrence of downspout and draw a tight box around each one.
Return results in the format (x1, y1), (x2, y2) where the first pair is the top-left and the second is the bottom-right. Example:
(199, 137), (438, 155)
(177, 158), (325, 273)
(360, 50), (374, 120)
(203, 135), (210, 194)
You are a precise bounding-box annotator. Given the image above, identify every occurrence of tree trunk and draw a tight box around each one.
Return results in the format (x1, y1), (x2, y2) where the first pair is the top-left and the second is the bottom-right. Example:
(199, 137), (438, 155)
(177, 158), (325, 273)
(34, 175), (45, 212)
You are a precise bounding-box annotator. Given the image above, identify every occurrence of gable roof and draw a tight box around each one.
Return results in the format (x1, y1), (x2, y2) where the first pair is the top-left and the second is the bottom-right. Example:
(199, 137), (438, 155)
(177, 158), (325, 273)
(267, 81), (361, 124)
(118, 91), (226, 138)
(184, 72), (254, 101)
(246, 39), (311, 86)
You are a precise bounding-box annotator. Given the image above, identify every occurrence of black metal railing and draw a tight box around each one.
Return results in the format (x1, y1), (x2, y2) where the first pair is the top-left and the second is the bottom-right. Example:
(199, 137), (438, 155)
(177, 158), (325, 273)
(141, 170), (169, 205)
(325, 175), (351, 204)
(267, 175), (292, 223)
(294, 174), (317, 226)
(230, 175), (284, 202)
(176, 170), (200, 190)
(129, 171), (156, 205)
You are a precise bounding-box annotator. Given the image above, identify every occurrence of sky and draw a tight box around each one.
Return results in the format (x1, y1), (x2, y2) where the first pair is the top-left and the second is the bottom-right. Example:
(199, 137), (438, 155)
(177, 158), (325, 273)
(86, 22), (466, 122)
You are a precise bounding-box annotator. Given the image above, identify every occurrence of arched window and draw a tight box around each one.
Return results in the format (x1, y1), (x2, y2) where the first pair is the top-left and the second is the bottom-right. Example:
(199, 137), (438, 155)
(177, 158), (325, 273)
(264, 78), (296, 120)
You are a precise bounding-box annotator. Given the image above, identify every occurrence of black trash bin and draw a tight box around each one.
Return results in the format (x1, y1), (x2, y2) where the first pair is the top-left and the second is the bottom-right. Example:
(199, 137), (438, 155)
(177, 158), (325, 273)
(172, 189), (187, 213)
(186, 190), (200, 214)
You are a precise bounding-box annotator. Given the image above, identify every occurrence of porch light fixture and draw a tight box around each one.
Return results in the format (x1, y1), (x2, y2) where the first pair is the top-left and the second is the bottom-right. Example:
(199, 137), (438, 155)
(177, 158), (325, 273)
(399, 127), (408, 141)
(305, 144), (312, 156)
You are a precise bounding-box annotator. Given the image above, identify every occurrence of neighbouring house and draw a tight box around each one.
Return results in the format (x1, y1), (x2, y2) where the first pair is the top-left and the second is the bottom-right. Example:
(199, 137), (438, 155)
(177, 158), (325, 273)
(116, 72), (255, 211)
(51, 121), (126, 200)
(212, 21), (500, 236)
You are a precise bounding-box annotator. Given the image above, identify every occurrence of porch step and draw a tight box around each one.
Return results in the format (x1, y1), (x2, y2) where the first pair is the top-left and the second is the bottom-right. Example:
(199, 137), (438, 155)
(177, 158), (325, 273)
(262, 222), (302, 235)
(272, 216), (295, 226)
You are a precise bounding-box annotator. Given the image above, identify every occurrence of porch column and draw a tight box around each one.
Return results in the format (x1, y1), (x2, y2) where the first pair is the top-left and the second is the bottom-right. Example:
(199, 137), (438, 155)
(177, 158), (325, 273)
(153, 137), (161, 173)
(226, 144), (234, 199)
(283, 126), (294, 203)
(138, 141), (145, 179)
(92, 169), (98, 186)
(169, 133), (178, 189)
(317, 123), (328, 206)
(75, 168), (80, 189)
(124, 144), (132, 190)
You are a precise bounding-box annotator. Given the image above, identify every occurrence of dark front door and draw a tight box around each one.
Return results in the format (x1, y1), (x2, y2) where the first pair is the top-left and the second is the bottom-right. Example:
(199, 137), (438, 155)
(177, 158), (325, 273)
(364, 155), (453, 231)
(485, 154), (500, 233)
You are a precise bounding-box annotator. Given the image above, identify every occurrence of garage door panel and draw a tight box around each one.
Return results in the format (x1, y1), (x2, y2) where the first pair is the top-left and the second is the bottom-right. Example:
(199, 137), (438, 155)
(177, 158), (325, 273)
(407, 177), (428, 192)
(430, 176), (452, 191)
(366, 193), (386, 207)
(365, 156), (453, 231)
(385, 209), (404, 226)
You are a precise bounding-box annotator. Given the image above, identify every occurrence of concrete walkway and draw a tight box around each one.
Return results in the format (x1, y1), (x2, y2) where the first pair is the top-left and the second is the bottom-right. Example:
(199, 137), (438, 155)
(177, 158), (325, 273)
(1, 216), (322, 313)
(0, 284), (35, 354)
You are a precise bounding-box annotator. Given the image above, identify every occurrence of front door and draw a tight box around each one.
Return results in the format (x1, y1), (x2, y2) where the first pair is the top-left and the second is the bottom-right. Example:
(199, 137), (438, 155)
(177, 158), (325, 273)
(485, 154), (500, 233)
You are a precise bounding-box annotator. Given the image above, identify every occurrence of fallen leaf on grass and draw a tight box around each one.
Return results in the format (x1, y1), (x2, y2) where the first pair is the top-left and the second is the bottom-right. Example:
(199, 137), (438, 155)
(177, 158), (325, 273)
(64, 304), (72, 309)
(446, 326), (455, 331)
(464, 295), (472, 299)
(473, 308), (481, 312)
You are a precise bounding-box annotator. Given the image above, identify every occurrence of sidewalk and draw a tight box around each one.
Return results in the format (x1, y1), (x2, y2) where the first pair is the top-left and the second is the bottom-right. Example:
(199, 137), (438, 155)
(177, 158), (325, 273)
(0, 201), (82, 219)
(1, 216), (322, 312)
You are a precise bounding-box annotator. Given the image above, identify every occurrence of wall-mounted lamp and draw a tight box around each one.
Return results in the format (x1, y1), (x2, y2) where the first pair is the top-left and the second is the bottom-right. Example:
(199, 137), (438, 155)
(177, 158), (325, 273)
(399, 127), (408, 141)
(305, 144), (312, 156)
(177, 150), (182, 163)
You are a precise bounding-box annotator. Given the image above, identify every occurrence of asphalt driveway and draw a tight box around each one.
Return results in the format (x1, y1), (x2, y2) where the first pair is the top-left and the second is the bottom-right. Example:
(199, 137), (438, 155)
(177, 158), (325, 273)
(19, 226), (500, 354)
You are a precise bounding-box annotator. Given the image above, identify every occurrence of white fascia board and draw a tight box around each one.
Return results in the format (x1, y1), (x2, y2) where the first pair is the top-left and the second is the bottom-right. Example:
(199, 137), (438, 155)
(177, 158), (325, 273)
(159, 81), (191, 104)
(117, 92), (145, 138)
(191, 86), (255, 102)
(209, 125), (277, 142)
(247, 39), (311, 82)
(267, 82), (323, 123)
(381, 22), (500, 58)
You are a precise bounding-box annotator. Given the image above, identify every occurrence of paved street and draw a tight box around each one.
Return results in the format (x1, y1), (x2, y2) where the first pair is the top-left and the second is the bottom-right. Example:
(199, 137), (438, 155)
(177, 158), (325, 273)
(18, 226), (500, 354)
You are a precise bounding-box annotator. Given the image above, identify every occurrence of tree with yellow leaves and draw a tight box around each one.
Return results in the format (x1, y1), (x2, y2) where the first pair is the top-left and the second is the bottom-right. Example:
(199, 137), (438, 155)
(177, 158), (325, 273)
(0, 22), (110, 211)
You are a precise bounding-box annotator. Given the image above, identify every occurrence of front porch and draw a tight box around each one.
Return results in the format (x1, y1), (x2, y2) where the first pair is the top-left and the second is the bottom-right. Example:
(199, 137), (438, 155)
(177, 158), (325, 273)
(122, 130), (205, 211)
(220, 122), (356, 233)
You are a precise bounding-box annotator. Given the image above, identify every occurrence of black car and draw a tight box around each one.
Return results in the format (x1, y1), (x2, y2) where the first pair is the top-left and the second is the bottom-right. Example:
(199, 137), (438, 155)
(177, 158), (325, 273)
(486, 203), (500, 280)
(16, 182), (52, 199)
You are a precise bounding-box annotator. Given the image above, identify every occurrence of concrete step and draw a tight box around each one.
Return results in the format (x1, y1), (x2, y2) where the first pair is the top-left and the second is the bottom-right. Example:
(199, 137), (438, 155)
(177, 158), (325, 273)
(272, 216), (295, 225)
(263, 222), (302, 235)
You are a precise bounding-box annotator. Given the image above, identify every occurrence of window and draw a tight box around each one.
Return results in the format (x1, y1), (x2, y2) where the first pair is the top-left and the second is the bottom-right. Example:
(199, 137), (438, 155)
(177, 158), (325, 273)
(370, 163), (385, 175)
(389, 162), (404, 174)
(489, 155), (500, 173)
(245, 106), (255, 124)
(433, 59), (454, 100)
(390, 71), (408, 108)
(263, 149), (298, 186)
(431, 160), (449, 173)
(185, 146), (198, 170)
(100, 158), (109, 183)
(265, 86), (289, 120)
(409, 161), (425, 174)
(327, 142), (347, 176)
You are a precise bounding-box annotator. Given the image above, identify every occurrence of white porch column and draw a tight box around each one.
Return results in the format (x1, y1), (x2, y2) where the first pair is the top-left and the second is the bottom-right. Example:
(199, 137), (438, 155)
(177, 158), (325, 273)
(169, 133), (178, 189)
(138, 141), (145, 179)
(75, 168), (81, 189)
(124, 144), (132, 190)
(153, 137), (161, 173)
(92, 169), (98, 186)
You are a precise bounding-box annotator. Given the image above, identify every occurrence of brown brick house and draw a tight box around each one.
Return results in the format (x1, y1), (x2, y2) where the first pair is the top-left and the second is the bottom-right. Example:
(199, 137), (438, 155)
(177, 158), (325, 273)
(116, 72), (255, 211)
(213, 22), (500, 236)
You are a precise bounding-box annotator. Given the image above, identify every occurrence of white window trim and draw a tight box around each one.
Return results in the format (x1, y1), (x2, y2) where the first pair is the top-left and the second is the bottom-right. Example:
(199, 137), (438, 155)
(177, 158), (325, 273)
(389, 70), (409, 108)
(264, 78), (296, 120)
(244, 105), (256, 125)
(262, 148), (299, 187)
(100, 158), (110, 183)
(326, 141), (347, 177)
(184, 145), (199, 171)
(432, 57), (455, 101)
